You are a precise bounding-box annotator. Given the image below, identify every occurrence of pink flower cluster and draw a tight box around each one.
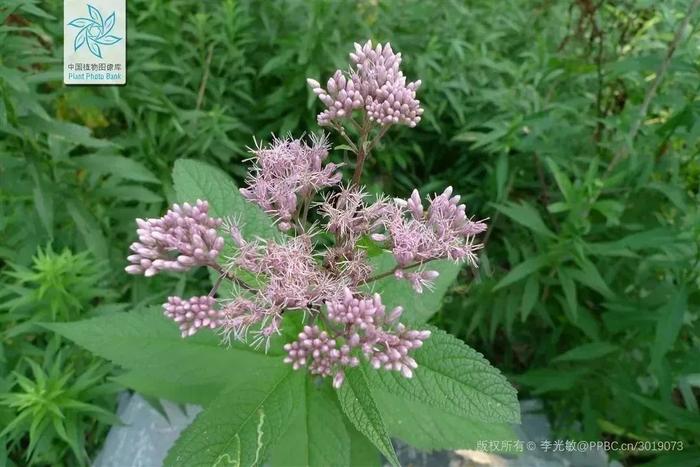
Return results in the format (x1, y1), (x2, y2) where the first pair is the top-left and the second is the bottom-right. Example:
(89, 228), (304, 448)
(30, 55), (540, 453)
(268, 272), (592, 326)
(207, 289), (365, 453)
(219, 232), (351, 350)
(308, 40), (423, 127)
(125, 40), (488, 389)
(124, 185), (485, 383)
(284, 289), (430, 387)
(164, 295), (223, 337)
(381, 187), (487, 291)
(316, 185), (487, 293)
(240, 134), (341, 231)
(319, 187), (390, 243)
(284, 325), (359, 388)
(125, 200), (224, 277)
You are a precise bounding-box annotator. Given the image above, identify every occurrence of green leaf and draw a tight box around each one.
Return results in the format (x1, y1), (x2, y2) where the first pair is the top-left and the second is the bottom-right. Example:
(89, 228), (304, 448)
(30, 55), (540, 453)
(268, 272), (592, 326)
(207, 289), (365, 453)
(367, 253), (462, 324)
(374, 389), (516, 451)
(545, 158), (575, 202)
(172, 159), (279, 241)
(629, 393), (700, 432)
(495, 153), (508, 201)
(112, 370), (223, 406)
(570, 256), (614, 298)
(21, 116), (114, 148)
(521, 273), (539, 320)
(347, 423), (380, 467)
(164, 367), (304, 467)
(102, 185), (163, 203)
(270, 378), (350, 467)
(552, 342), (618, 362)
(73, 154), (160, 184)
(337, 367), (399, 467)
(366, 326), (520, 424)
(516, 368), (589, 394)
(557, 268), (577, 322)
(493, 255), (549, 291)
(493, 201), (555, 238)
(66, 200), (108, 262)
(590, 228), (678, 255)
(651, 289), (687, 367)
(334, 144), (356, 153)
(44, 308), (281, 392)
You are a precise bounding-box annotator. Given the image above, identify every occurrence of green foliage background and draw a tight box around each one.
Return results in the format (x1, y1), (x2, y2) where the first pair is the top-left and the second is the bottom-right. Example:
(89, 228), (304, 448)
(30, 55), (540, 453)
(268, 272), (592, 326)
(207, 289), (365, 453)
(1, 0), (699, 465)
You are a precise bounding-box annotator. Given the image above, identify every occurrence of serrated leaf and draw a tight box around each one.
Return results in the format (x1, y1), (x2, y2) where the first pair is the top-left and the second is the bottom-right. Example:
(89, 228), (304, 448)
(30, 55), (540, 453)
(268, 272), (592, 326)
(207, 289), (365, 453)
(366, 253), (462, 324)
(164, 367), (304, 467)
(270, 378), (350, 467)
(493, 201), (555, 238)
(374, 389), (516, 451)
(172, 159), (279, 241)
(366, 326), (519, 424)
(337, 367), (399, 467)
(552, 342), (618, 362)
(44, 308), (281, 391)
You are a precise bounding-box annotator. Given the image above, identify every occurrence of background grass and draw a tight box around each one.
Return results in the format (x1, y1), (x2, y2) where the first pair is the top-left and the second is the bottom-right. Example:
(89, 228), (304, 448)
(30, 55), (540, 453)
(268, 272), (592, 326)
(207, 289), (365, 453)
(1, 0), (699, 465)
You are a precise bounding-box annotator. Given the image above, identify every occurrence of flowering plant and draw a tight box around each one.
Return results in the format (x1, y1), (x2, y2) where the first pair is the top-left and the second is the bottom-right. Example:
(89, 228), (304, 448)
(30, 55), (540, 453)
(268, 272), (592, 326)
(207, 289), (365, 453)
(52, 41), (519, 466)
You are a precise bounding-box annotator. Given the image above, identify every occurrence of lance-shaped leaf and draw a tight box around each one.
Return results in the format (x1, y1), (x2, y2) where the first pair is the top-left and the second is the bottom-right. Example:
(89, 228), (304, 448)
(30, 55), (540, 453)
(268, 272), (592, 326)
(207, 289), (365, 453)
(493, 201), (555, 239)
(366, 326), (520, 424)
(173, 159), (279, 241)
(337, 367), (400, 467)
(164, 367), (304, 467)
(270, 378), (350, 467)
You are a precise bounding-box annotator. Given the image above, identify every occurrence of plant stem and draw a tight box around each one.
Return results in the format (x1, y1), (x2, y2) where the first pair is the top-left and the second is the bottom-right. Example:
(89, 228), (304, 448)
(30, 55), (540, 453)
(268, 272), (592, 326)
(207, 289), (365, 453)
(196, 43), (214, 111)
(332, 122), (358, 153)
(362, 259), (436, 285)
(208, 271), (226, 297)
(605, 0), (700, 175)
(301, 196), (311, 225)
(208, 263), (256, 292)
(351, 115), (371, 187)
(352, 149), (367, 186)
(366, 125), (389, 154)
